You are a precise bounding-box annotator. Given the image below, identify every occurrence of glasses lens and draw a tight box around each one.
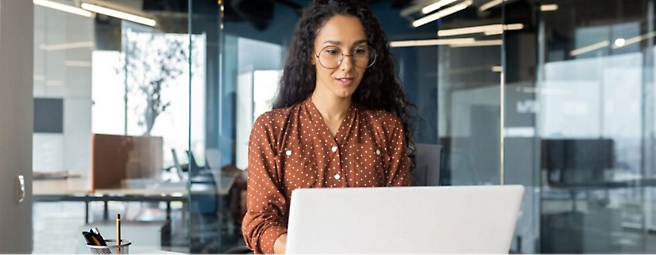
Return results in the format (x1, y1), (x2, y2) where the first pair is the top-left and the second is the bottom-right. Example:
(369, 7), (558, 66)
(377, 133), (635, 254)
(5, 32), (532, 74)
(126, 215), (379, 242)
(317, 46), (377, 69)
(352, 46), (376, 68)
(318, 46), (342, 69)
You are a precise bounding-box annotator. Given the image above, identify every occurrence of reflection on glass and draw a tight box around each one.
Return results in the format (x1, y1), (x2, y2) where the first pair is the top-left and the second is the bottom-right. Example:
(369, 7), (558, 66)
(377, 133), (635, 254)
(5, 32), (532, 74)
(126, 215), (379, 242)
(33, 2), (199, 253)
(538, 1), (656, 253)
(92, 25), (205, 170)
(437, 37), (502, 186)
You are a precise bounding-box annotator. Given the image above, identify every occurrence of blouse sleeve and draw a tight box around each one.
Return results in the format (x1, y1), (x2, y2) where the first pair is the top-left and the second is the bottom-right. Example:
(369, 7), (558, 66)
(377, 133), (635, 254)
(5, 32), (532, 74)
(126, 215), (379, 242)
(386, 116), (411, 186)
(241, 113), (288, 254)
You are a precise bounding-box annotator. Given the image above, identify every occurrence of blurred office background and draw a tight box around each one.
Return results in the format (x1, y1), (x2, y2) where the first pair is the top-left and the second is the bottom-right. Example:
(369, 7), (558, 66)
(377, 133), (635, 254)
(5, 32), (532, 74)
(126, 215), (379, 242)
(18, 0), (656, 253)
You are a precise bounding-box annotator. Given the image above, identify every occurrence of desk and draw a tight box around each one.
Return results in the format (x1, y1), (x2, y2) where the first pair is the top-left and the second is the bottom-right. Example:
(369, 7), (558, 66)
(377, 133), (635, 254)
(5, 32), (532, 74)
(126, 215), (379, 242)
(33, 178), (187, 223)
(76, 221), (170, 254)
(33, 177), (232, 223)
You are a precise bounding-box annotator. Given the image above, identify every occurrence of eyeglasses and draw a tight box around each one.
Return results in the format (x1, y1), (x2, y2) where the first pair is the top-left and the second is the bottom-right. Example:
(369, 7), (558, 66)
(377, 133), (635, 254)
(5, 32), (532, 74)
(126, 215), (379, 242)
(315, 45), (377, 69)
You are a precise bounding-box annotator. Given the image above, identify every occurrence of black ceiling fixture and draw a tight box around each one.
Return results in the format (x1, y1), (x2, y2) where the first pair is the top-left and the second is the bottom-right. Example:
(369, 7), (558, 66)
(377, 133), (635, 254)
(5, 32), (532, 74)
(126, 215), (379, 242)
(141, 0), (415, 31)
(231, 0), (275, 30)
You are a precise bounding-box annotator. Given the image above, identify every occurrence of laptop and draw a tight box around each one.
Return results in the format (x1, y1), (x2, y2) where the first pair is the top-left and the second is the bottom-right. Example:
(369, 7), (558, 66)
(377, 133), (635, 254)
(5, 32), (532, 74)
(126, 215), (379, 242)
(286, 185), (524, 254)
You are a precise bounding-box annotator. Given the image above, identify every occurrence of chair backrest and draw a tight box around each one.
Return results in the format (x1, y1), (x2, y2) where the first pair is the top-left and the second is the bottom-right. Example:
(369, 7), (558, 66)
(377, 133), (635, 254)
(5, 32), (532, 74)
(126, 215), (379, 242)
(186, 150), (203, 172)
(170, 149), (185, 180)
(412, 143), (442, 186)
(205, 148), (222, 170)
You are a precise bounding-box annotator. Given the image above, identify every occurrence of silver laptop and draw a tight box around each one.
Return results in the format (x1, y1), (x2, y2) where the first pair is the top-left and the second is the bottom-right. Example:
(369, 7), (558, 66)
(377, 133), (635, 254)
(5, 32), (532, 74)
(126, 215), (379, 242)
(286, 185), (524, 254)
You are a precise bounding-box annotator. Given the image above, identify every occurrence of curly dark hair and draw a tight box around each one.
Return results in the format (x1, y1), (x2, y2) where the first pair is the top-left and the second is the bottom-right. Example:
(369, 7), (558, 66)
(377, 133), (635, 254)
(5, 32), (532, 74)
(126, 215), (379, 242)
(272, 0), (418, 171)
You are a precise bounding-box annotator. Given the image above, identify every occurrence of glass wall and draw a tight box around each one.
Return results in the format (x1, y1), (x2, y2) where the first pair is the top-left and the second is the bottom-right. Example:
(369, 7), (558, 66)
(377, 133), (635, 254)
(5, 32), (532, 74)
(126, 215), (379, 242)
(32, 1), (194, 253)
(29, 0), (656, 253)
(537, 0), (656, 253)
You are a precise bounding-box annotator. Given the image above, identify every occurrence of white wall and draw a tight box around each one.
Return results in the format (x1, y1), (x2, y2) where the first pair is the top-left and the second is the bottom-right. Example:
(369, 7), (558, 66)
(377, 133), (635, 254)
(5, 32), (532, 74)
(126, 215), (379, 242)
(235, 37), (283, 170)
(33, 5), (93, 173)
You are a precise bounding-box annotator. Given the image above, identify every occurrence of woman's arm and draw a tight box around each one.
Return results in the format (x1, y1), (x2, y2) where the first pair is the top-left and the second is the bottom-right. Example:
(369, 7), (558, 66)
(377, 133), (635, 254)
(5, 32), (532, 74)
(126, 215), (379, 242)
(385, 116), (411, 186)
(242, 113), (289, 254)
(273, 234), (287, 254)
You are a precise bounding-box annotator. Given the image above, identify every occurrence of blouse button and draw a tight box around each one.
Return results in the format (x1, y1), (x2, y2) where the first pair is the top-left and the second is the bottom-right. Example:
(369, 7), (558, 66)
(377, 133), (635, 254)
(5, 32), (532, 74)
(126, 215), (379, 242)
(376, 149), (381, 155)
(286, 150), (292, 156)
(331, 146), (337, 152)
(334, 173), (341, 180)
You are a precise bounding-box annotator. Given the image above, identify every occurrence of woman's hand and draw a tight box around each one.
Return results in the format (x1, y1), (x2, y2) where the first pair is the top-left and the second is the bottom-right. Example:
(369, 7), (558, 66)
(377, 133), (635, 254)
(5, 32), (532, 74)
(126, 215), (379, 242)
(273, 234), (287, 254)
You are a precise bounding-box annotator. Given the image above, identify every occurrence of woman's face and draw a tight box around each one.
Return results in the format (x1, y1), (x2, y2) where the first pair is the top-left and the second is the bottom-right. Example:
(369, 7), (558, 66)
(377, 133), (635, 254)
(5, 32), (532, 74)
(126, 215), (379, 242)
(312, 15), (368, 100)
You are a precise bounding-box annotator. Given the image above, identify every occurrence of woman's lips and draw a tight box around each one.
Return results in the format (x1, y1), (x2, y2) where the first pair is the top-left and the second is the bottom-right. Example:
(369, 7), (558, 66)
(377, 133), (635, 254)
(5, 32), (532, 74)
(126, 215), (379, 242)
(335, 78), (354, 86)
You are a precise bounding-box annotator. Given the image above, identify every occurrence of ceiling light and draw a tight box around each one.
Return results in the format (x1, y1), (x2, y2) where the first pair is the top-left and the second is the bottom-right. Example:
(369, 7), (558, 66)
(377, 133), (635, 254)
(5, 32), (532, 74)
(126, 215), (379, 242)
(449, 39), (502, 47)
(614, 38), (626, 48)
(612, 31), (656, 49)
(484, 30), (503, 36)
(422, 0), (460, 14)
(81, 3), (156, 27)
(33, 0), (93, 17)
(413, 0), (472, 27)
(400, 4), (424, 17)
(540, 4), (558, 11)
(438, 23), (523, 37)
(491, 66), (503, 72)
(570, 41), (609, 56)
(479, 0), (503, 12)
(65, 60), (92, 67)
(40, 41), (94, 51)
(390, 38), (476, 47)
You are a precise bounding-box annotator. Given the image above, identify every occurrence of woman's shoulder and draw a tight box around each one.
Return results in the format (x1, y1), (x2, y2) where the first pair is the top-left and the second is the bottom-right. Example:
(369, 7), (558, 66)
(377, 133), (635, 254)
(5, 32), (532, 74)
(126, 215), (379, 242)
(253, 103), (302, 129)
(360, 108), (403, 128)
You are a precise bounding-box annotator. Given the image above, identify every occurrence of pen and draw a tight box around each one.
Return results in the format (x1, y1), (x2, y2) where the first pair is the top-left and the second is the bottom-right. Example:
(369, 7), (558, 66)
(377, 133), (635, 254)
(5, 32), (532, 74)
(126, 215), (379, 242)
(91, 227), (108, 246)
(116, 214), (121, 254)
(83, 230), (110, 254)
(82, 231), (97, 245)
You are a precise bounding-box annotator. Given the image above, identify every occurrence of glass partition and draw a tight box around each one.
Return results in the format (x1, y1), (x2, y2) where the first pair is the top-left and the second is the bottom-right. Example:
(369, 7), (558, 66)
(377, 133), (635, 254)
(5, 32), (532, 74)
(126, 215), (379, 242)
(501, 1), (541, 253)
(536, 0), (656, 253)
(30, 0), (656, 254)
(32, 1), (193, 253)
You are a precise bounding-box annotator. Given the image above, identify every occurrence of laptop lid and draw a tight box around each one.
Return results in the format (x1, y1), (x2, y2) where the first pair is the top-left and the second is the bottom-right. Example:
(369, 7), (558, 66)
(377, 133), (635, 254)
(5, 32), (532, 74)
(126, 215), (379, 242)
(286, 185), (524, 254)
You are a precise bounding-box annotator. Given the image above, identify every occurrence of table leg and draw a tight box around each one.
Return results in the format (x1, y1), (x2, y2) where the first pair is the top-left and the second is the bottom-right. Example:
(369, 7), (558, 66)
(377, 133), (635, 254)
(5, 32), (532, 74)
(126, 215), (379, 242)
(85, 201), (89, 224)
(103, 201), (109, 221)
(166, 201), (171, 220)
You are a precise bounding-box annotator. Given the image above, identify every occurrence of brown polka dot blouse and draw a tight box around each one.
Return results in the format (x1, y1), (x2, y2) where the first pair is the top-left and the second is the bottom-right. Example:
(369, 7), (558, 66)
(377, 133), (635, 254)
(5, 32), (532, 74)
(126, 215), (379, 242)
(242, 98), (410, 254)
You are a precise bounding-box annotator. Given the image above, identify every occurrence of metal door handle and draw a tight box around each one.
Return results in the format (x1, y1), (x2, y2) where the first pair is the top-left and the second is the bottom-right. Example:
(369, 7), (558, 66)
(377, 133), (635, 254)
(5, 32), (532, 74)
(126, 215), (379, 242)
(16, 175), (25, 203)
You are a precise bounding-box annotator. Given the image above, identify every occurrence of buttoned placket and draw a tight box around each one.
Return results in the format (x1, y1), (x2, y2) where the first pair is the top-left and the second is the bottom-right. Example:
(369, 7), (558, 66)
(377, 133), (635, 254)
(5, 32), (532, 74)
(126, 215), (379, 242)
(306, 99), (354, 187)
(327, 139), (345, 187)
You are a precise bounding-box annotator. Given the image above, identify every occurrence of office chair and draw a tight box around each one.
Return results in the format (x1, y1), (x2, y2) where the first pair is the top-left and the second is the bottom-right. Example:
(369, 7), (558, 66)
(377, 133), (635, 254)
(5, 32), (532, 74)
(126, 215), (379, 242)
(412, 144), (442, 186)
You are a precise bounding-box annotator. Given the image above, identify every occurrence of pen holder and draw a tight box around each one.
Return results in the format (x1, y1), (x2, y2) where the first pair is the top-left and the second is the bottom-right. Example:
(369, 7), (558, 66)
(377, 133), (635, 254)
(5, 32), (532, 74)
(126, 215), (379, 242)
(87, 239), (131, 254)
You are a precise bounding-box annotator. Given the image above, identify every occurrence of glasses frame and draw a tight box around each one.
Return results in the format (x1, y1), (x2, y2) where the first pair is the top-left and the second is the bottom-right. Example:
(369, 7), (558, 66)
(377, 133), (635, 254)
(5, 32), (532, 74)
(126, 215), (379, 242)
(314, 45), (377, 69)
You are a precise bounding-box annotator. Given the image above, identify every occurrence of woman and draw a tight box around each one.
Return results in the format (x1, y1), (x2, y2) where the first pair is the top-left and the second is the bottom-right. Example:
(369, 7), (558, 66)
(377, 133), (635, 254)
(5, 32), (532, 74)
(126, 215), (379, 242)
(242, 0), (417, 253)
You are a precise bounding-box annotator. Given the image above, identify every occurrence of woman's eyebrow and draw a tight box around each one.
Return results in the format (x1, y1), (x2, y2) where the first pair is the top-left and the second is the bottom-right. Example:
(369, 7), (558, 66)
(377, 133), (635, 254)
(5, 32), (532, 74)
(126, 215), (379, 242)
(322, 39), (368, 45)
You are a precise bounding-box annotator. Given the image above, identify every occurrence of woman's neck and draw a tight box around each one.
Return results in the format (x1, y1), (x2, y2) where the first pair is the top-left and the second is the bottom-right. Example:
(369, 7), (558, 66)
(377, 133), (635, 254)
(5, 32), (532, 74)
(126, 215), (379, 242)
(310, 92), (351, 122)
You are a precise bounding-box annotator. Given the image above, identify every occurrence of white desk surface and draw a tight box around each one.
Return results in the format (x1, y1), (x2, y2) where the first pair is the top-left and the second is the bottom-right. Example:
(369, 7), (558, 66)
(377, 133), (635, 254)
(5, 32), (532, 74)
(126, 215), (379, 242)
(33, 176), (233, 197)
(33, 177), (91, 195)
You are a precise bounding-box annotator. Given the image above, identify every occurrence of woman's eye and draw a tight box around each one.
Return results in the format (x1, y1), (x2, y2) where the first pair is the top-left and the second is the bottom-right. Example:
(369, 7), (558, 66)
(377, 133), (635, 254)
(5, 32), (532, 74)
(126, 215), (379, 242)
(354, 48), (367, 55)
(324, 48), (340, 55)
